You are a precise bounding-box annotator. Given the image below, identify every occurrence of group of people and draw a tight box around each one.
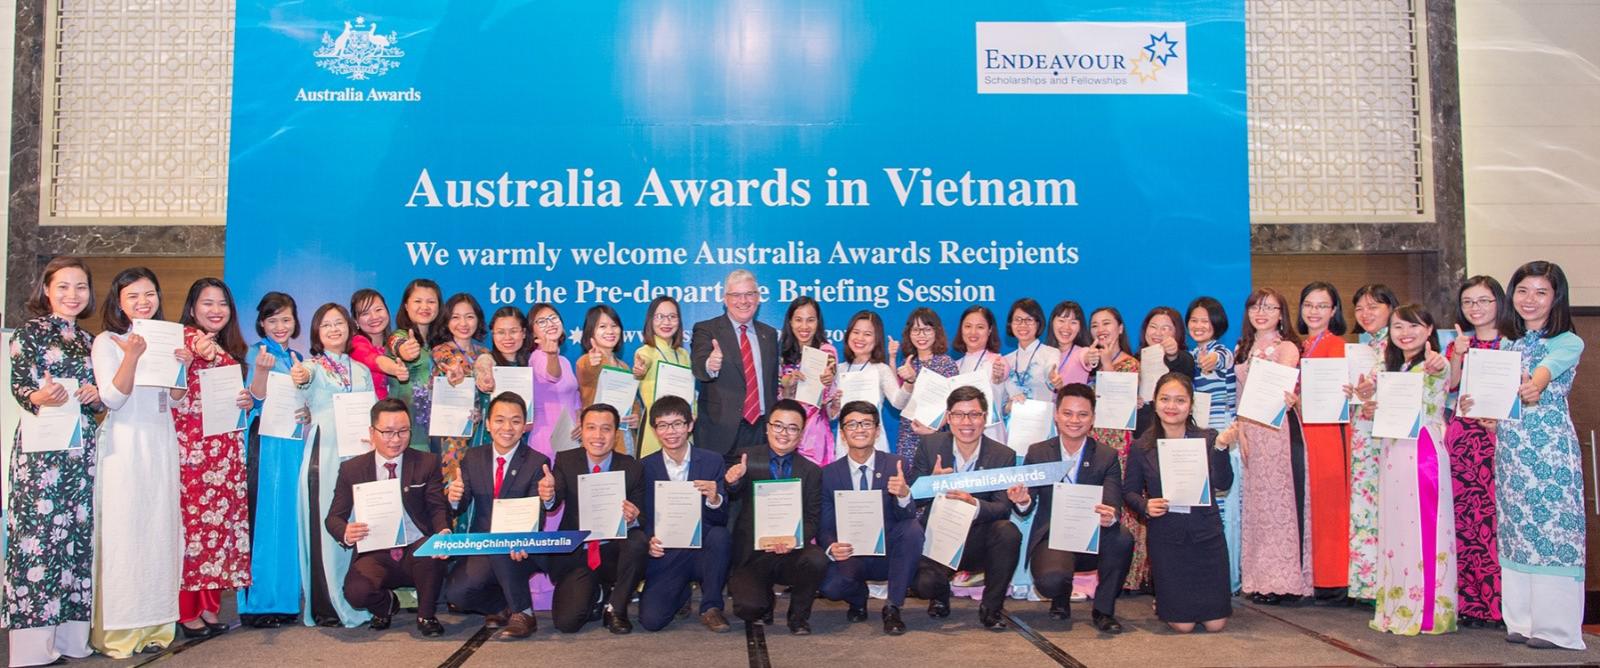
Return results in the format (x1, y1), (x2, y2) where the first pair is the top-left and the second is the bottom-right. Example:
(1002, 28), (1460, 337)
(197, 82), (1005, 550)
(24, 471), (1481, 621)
(3, 258), (1587, 667)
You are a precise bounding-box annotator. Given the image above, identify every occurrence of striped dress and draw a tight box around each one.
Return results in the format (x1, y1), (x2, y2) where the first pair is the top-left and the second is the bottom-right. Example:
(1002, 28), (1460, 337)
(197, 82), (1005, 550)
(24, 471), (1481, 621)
(1191, 339), (1240, 591)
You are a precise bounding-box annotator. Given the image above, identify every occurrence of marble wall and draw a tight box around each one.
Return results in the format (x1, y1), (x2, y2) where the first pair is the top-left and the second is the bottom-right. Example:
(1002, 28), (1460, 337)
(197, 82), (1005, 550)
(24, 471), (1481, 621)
(4, 0), (1465, 324)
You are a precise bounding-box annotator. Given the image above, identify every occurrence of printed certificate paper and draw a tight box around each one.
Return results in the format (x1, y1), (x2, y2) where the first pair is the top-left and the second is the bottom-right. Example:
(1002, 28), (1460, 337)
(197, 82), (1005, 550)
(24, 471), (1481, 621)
(578, 470), (628, 541)
(1048, 483), (1103, 554)
(833, 490), (886, 556)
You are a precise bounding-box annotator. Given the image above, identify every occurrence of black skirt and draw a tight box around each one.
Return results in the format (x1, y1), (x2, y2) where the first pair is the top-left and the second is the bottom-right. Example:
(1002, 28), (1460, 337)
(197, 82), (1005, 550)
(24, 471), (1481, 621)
(1148, 518), (1233, 623)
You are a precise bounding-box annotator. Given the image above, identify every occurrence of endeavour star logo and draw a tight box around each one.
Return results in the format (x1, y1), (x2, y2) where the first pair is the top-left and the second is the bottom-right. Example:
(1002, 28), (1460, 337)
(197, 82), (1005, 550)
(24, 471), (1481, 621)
(315, 16), (405, 81)
(1143, 32), (1180, 66)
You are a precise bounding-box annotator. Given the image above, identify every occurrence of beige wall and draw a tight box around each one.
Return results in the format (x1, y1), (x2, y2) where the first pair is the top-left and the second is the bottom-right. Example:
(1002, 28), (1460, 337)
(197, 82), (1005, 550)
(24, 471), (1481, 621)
(1460, 0), (1600, 306)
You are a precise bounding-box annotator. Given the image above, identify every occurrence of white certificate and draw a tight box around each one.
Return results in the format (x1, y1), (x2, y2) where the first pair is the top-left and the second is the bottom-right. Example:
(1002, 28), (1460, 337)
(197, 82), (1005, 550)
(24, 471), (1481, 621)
(491, 366), (535, 419)
(653, 480), (703, 549)
(489, 497), (543, 534)
(1092, 371), (1138, 431)
(652, 361), (696, 404)
(332, 390), (378, 458)
(753, 478), (804, 550)
(594, 365), (640, 416)
(1462, 348), (1522, 421)
(578, 469), (628, 541)
(1237, 359), (1298, 428)
(428, 376), (476, 437)
(21, 378), (82, 452)
(1048, 483), (1103, 554)
(130, 319), (187, 388)
(948, 364), (998, 424)
(1344, 344), (1379, 404)
(1192, 391), (1214, 428)
(1372, 372), (1425, 440)
(906, 368), (952, 427)
(198, 366), (247, 438)
(550, 409), (580, 452)
(352, 477), (405, 553)
(1005, 399), (1054, 450)
(833, 489), (886, 556)
(258, 372), (305, 440)
(1158, 438), (1212, 506)
(1138, 345), (1168, 402)
(922, 494), (978, 569)
(1299, 357), (1350, 424)
(794, 346), (830, 407)
(837, 369), (881, 408)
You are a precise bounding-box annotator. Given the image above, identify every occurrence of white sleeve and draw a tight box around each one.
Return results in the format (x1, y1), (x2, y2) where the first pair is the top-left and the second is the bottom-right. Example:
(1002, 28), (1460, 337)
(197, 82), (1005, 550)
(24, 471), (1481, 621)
(91, 334), (132, 412)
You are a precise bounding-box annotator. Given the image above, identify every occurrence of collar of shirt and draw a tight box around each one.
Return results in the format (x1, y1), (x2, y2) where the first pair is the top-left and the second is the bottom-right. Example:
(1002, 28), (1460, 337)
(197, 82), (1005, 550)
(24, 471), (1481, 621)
(1059, 437), (1087, 483)
(952, 444), (980, 473)
(585, 452), (614, 473)
(376, 452), (404, 478)
(663, 449), (692, 482)
(846, 452), (876, 478)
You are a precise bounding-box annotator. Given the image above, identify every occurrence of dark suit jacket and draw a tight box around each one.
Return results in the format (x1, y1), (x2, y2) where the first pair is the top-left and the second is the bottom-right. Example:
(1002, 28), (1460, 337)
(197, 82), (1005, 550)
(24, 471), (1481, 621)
(690, 313), (779, 455)
(726, 445), (822, 565)
(819, 450), (918, 548)
(638, 447), (730, 535)
(326, 450), (450, 547)
(550, 449), (644, 533)
(906, 433), (1016, 524)
(1011, 437), (1122, 555)
(1122, 427), (1234, 545)
(452, 444), (554, 533)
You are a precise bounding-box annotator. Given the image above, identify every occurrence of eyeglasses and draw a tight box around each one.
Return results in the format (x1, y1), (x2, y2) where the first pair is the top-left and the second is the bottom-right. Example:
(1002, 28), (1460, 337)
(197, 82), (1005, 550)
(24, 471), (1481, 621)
(372, 427), (411, 440)
(654, 419), (688, 432)
(1460, 297), (1496, 309)
(319, 321), (346, 330)
(533, 315), (560, 327)
(727, 290), (760, 302)
(909, 326), (935, 336)
(947, 410), (986, 423)
(1247, 304), (1281, 314)
(1010, 316), (1037, 325)
(1300, 302), (1333, 312)
(767, 423), (802, 435)
(842, 420), (878, 432)
(652, 313), (680, 323)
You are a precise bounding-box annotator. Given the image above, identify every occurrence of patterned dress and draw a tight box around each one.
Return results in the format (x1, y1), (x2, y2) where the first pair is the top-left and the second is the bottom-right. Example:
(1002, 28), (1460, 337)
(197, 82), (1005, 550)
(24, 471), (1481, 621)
(1090, 353), (1147, 592)
(171, 327), (252, 591)
(1191, 340), (1241, 592)
(1237, 341), (1313, 597)
(1445, 336), (1503, 623)
(1347, 329), (1387, 600)
(6, 315), (98, 629)
(386, 330), (435, 452)
(895, 353), (958, 465)
(1495, 330), (1585, 580)
(1371, 363), (1457, 635)
(779, 341), (839, 467)
(430, 340), (488, 485)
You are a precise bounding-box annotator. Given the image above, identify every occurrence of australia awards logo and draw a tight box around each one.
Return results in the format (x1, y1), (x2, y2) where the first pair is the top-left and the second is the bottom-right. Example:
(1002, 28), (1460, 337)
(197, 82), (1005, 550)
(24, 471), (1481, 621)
(297, 15), (421, 103)
(315, 16), (404, 80)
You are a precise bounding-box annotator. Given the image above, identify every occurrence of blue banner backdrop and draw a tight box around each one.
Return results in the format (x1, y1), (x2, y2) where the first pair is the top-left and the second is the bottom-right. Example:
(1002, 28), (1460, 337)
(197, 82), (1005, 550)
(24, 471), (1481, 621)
(226, 0), (1247, 352)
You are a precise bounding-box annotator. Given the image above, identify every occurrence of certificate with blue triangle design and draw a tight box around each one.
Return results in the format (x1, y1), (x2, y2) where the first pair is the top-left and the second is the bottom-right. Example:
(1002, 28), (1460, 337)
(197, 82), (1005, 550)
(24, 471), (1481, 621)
(922, 494), (978, 569)
(834, 490), (885, 557)
(1048, 482), (1103, 554)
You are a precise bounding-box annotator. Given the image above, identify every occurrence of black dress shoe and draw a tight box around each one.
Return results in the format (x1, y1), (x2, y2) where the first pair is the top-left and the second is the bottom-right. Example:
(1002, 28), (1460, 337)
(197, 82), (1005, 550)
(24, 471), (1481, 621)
(604, 608), (633, 634)
(882, 605), (906, 636)
(368, 615), (392, 631)
(846, 606), (868, 623)
(205, 621), (229, 635)
(1048, 597), (1070, 620)
(761, 610), (774, 625)
(788, 619), (811, 636)
(979, 606), (1007, 630)
(927, 598), (951, 619)
(179, 622), (215, 639)
(417, 617), (445, 637)
(1091, 610), (1124, 634)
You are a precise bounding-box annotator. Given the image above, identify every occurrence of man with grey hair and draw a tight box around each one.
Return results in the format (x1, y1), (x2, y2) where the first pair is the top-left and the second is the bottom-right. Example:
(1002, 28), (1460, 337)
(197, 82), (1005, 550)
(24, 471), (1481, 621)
(690, 269), (779, 463)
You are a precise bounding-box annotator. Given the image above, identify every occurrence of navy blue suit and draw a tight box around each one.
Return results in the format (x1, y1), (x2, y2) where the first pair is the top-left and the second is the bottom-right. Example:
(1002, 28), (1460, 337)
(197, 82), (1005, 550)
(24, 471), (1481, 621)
(636, 447), (733, 631)
(818, 450), (924, 609)
(441, 444), (554, 616)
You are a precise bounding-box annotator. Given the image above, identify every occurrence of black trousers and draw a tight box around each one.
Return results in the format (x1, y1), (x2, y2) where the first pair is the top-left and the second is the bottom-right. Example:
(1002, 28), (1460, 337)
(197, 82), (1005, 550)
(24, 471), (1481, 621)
(728, 546), (829, 624)
(344, 539), (447, 619)
(442, 553), (543, 615)
(912, 519), (1021, 611)
(546, 529), (649, 633)
(1029, 523), (1136, 616)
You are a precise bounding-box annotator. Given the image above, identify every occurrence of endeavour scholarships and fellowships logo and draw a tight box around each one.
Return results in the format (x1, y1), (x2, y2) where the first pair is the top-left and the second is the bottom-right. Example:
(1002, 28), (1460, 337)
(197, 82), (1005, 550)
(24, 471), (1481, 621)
(975, 22), (1187, 95)
(296, 15), (422, 103)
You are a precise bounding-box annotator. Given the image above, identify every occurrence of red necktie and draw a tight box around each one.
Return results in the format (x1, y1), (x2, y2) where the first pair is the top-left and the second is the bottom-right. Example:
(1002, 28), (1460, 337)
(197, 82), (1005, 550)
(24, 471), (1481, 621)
(385, 462), (404, 562)
(587, 464), (603, 570)
(493, 456), (507, 499)
(739, 324), (760, 424)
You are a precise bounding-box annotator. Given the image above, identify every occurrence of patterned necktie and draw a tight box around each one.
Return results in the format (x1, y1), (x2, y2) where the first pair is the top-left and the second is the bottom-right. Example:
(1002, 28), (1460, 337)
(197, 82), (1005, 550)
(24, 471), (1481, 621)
(493, 456), (507, 499)
(385, 462), (403, 562)
(859, 464), (870, 491)
(739, 324), (760, 424)
(587, 464), (602, 570)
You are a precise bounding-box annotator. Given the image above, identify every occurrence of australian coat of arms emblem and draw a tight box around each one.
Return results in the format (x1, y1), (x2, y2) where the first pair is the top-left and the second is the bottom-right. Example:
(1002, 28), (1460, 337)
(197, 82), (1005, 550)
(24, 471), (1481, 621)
(315, 16), (404, 80)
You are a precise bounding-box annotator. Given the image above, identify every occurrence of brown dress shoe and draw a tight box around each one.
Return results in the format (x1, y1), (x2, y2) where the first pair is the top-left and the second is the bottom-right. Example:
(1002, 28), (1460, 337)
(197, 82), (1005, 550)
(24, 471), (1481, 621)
(483, 610), (509, 629)
(495, 612), (537, 640)
(700, 608), (731, 633)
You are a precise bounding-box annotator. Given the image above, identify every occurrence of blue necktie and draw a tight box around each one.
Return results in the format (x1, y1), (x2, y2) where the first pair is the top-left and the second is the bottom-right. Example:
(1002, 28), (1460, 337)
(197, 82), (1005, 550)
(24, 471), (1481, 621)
(858, 464), (870, 491)
(769, 454), (793, 480)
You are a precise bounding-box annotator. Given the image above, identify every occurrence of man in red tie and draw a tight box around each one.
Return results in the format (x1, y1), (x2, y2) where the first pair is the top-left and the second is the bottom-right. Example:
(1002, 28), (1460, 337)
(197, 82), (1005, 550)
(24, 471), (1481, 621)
(547, 405), (648, 634)
(325, 398), (452, 637)
(441, 393), (557, 640)
(690, 269), (780, 464)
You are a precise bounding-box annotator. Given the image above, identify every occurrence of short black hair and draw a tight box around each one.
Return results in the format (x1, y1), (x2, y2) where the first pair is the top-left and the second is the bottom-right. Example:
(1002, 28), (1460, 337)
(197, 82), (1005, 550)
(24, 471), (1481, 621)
(580, 403), (620, 428)
(769, 399), (808, 425)
(100, 266), (162, 335)
(1295, 282), (1346, 336)
(649, 395), (693, 426)
(1005, 298), (1046, 341)
(1184, 296), (1230, 341)
(370, 397), (410, 425)
(255, 291), (301, 339)
(946, 385), (988, 412)
(1054, 383), (1095, 410)
(839, 400), (880, 423)
(487, 391), (527, 418)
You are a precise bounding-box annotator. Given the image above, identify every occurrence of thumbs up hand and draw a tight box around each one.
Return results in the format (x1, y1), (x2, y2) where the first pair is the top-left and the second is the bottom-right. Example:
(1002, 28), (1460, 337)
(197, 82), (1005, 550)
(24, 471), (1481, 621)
(538, 464), (556, 503)
(33, 372), (68, 407)
(932, 454), (954, 476)
(724, 453), (748, 484)
(887, 336), (900, 363)
(1452, 325), (1471, 356)
(707, 339), (724, 374)
(887, 460), (910, 498)
(447, 477), (465, 504)
(1517, 370), (1542, 405)
(254, 345), (276, 371)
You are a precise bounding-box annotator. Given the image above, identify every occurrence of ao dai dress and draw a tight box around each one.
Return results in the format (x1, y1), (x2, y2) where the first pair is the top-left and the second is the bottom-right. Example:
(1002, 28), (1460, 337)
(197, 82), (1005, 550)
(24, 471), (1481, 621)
(298, 352), (374, 627)
(1371, 362), (1457, 635)
(778, 342), (840, 467)
(171, 328), (252, 593)
(237, 338), (307, 620)
(1089, 353), (1147, 591)
(1348, 329), (1388, 600)
(1237, 340), (1312, 597)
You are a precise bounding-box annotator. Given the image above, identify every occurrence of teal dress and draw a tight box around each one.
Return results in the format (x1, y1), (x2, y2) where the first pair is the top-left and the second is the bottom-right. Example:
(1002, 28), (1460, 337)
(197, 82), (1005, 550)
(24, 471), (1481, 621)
(1495, 330), (1585, 578)
(236, 339), (306, 619)
(297, 352), (375, 628)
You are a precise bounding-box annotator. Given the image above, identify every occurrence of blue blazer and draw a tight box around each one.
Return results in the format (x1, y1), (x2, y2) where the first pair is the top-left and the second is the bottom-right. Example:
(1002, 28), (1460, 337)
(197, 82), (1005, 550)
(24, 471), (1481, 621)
(819, 450), (918, 548)
(638, 447), (730, 536)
